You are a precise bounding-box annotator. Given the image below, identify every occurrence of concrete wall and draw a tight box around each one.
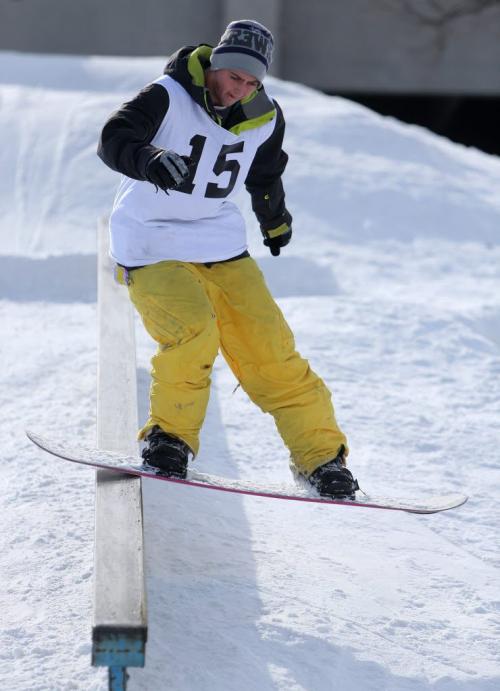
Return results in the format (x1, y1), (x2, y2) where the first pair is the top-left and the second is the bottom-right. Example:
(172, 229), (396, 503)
(1, 0), (500, 94)
(0, 0), (223, 56)
(282, 0), (500, 94)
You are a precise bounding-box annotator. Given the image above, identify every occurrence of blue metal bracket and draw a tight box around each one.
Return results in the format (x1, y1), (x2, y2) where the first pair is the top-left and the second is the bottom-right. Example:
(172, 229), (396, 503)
(92, 629), (146, 668)
(93, 628), (146, 690)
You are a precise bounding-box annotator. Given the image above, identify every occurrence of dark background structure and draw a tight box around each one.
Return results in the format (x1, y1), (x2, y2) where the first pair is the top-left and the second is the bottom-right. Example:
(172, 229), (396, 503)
(1, 0), (499, 155)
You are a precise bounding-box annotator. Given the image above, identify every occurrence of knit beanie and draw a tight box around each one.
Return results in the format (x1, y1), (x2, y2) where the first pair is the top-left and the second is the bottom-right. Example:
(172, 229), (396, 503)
(210, 20), (274, 83)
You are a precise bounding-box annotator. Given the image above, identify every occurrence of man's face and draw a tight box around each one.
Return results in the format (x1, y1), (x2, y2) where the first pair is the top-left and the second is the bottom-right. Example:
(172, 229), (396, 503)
(206, 68), (260, 107)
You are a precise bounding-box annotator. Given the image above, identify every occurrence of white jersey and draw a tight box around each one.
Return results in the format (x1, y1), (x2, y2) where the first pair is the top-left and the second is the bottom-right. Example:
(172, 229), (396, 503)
(109, 75), (276, 266)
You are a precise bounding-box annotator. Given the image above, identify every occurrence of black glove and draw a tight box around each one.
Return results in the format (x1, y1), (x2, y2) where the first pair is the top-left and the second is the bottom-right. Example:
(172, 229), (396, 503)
(261, 210), (293, 256)
(145, 150), (191, 192)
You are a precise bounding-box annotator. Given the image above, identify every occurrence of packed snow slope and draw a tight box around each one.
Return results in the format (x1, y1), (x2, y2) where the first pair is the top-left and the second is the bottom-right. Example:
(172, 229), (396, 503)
(1, 52), (500, 691)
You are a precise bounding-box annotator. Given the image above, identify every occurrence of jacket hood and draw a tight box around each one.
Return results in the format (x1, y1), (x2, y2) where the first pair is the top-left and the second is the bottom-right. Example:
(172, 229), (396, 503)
(163, 44), (276, 134)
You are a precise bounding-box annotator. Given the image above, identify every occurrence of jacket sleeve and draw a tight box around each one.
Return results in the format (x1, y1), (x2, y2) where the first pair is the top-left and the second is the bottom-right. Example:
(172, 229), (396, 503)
(244, 100), (291, 229)
(97, 83), (169, 180)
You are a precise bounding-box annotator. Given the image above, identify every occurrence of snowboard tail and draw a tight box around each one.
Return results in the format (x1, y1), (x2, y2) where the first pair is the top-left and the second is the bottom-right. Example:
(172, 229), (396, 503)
(26, 431), (468, 514)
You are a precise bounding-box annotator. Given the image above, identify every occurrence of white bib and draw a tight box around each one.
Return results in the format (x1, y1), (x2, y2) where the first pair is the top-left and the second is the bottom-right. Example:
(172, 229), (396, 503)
(109, 75), (276, 265)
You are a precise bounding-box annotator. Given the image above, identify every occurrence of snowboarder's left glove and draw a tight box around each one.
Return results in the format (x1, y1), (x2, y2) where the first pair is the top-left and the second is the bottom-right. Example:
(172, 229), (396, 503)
(261, 210), (293, 257)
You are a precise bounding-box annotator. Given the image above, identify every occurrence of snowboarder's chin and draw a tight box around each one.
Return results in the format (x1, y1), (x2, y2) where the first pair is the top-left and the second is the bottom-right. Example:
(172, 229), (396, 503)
(219, 93), (237, 106)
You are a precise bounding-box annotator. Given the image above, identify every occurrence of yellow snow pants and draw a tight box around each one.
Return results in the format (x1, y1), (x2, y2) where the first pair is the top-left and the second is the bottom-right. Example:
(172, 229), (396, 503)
(124, 256), (347, 476)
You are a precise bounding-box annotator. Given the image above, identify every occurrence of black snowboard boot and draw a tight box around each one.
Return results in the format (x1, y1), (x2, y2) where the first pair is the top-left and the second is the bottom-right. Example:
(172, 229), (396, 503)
(141, 426), (192, 478)
(308, 445), (359, 499)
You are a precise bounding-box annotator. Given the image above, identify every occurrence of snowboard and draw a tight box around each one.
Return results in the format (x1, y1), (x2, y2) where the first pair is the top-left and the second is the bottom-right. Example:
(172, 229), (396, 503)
(26, 431), (468, 514)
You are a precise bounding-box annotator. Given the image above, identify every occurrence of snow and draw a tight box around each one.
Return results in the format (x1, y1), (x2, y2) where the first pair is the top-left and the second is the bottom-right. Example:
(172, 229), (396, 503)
(1, 50), (500, 690)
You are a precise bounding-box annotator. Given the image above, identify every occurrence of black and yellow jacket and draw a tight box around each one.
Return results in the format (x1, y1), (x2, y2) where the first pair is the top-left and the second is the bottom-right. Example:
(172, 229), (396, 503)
(98, 44), (291, 232)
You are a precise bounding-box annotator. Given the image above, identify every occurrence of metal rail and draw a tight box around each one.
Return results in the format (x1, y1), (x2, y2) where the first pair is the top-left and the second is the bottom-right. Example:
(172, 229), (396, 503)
(94, 217), (147, 689)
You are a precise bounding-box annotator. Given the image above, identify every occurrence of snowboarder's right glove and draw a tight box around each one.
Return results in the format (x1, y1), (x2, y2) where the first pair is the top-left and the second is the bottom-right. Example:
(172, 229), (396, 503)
(145, 150), (191, 192)
(261, 210), (293, 256)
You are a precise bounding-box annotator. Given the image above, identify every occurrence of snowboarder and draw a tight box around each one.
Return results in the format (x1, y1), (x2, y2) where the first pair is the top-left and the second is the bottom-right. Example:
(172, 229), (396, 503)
(97, 19), (358, 498)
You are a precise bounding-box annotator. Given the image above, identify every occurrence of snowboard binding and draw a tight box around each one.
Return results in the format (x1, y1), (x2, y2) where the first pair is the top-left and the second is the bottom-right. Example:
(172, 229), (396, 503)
(141, 426), (192, 479)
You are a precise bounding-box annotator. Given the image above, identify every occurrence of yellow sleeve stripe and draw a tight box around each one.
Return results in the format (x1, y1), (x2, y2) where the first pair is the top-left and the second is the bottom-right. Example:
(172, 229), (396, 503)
(266, 223), (289, 239)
